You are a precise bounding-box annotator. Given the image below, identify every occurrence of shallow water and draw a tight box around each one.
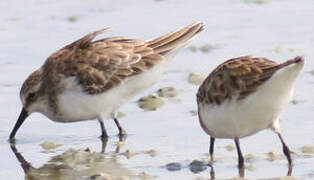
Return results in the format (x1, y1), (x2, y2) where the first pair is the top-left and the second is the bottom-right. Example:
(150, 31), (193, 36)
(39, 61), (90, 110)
(1, 0), (314, 179)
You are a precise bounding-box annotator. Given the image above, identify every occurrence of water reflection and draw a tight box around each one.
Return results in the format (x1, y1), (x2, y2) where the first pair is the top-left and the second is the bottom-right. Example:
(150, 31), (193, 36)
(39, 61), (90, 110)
(207, 161), (292, 180)
(207, 165), (244, 180)
(10, 137), (138, 180)
(101, 135), (126, 153)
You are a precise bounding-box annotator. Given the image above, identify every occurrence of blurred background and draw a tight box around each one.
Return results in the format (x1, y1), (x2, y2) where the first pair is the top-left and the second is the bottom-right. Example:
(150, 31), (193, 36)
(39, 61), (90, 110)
(0, 0), (314, 179)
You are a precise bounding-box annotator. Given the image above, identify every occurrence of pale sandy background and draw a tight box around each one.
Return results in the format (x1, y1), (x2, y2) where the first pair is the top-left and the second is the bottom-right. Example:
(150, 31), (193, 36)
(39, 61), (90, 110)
(0, 0), (314, 179)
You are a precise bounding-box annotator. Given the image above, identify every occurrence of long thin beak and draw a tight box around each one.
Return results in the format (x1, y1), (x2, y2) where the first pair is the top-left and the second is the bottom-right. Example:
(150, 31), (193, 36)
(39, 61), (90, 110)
(9, 108), (29, 140)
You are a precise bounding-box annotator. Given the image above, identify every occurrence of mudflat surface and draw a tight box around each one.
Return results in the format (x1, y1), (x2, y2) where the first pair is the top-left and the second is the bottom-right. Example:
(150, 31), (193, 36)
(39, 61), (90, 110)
(0, 0), (314, 179)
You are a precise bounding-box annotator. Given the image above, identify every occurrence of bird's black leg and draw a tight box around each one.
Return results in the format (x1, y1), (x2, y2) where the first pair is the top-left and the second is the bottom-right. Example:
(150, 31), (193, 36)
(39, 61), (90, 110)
(234, 137), (244, 169)
(209, 137), (215, 162)
(234, 137), (245, 177)
(114, 118), (127, 137)
(277, 132), (292, 175)
(98, 120), (108, 139)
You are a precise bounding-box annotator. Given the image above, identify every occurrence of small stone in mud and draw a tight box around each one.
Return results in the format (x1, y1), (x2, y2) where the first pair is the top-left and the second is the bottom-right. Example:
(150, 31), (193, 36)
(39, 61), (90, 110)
(225, 144), (235, 151)
(189, 46), (198, 53)
(274, 47), (281, 53)
(137, 94), (164, 111)
(246, 164), (255, 171)
(189, 110), (198, 116)
(200, 44), (220, 54)
(165, 162), (182, 171)
(291, 99), (300, 104)
(245, 153), (260, 162)
(67, 16), (78, 22)
(253, 0), (269, 4)
(144, 149), (158, 157)
(188, 73), (206, 85)
(244, 0), (269, 5)
(41, 141), (62, 150)
(266, 152), (280, 161)
(288, 48), (295, 52)
(301, 145), (314, 154)
(169, 98), (182, 104)
(188, 44), (220, 53)
(157, 87), (179, 98)
(189, 160), (207, 173)
(8, 17), (21, 22)
(138, 171), (153, 179)
(124, 149), (138, 159)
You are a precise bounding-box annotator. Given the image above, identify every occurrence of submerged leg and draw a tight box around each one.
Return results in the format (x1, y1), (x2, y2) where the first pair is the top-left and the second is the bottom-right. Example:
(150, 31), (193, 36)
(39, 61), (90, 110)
(209, 137), (215, 162)
(234, 137), (244, 169)
(238, 165), (245, 178)
(115, 133), (126, 153)
(114, 118), (127, 137)
(277, 133), (292, 175)
(100, 137), (108, 153)
(209, 164), (215, 180)
(98, 120), (108, 139)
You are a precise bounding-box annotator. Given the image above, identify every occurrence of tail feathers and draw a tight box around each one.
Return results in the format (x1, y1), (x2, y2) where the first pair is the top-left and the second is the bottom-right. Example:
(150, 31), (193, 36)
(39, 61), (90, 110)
(147, 22), (204, 55)
(271, 56), (305, 72)
(278, 56), (304, 68)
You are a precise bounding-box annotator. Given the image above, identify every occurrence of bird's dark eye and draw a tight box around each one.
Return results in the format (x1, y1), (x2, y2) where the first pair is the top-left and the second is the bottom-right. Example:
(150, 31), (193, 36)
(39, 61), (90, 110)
(27, 93), (36, 101)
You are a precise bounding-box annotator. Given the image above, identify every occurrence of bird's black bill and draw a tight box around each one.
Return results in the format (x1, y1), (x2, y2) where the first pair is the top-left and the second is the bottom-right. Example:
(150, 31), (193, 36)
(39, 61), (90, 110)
(9, 108), (29, 140)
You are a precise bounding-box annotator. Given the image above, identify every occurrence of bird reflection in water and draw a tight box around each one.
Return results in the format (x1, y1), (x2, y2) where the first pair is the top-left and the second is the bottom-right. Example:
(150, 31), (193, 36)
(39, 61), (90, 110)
(9, 137), (139, 180)
(205, 164), (243, 180)
(207, 158), (292, 180)
(101, 135), (126, 153)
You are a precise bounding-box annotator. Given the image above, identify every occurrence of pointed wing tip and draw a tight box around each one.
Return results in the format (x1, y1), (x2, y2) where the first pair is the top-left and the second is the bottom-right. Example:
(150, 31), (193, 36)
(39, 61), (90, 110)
(92, 27), (112, 36)
(69, 27), (112, 49)
(190, 21), (204, 27)
(190, 22), (205, 33)
(98, 27), (112, 33)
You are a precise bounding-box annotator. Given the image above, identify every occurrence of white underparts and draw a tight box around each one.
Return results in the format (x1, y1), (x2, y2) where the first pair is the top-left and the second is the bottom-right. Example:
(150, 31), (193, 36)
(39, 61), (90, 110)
(56, 62), (166, 122)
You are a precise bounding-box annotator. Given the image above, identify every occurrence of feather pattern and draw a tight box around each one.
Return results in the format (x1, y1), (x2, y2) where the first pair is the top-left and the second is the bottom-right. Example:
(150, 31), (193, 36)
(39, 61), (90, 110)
(197, 56), (304, 105)
(36, 22), (203, 115)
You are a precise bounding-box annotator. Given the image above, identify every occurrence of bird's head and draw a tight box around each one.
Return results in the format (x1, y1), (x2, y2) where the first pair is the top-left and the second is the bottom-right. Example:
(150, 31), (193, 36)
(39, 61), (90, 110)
(10, 69), (49, 140)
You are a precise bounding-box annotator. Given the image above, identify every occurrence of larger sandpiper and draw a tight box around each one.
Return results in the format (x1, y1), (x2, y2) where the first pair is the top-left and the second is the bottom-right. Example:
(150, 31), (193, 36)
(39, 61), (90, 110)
(197, 56), (304, 170)
(10, 22), (204, 140)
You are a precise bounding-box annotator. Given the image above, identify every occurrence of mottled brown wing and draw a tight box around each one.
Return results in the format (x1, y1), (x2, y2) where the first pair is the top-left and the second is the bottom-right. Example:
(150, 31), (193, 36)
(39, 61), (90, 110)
(43, 22), (204, 95)
(41, 23), (203, 113)
(197, 56), (280, 105)
(42, 29), (164, 97)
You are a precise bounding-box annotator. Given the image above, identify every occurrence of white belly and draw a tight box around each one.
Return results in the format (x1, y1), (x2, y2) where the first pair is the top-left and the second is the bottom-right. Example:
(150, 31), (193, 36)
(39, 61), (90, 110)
(56, 63), (165, 122)
(198, 61), (304, 138)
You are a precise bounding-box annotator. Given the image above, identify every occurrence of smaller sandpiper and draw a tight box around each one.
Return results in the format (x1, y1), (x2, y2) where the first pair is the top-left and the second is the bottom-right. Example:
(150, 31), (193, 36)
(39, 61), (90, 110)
(197, 56), (304, 171)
